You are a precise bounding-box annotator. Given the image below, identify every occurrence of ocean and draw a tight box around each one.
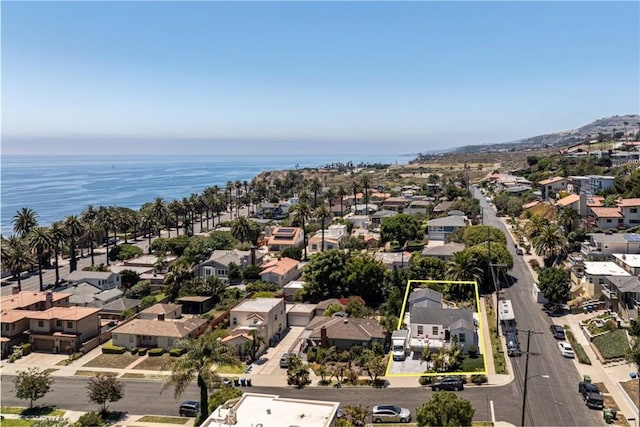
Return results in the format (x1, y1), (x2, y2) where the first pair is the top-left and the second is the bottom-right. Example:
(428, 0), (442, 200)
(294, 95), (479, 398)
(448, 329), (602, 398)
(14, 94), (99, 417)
(1, 154), (407, 236)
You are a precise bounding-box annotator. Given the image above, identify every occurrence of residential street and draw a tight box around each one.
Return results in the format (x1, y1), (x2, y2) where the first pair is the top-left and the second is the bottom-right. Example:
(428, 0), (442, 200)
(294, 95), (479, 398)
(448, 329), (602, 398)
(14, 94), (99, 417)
(475, 188), (603, 426)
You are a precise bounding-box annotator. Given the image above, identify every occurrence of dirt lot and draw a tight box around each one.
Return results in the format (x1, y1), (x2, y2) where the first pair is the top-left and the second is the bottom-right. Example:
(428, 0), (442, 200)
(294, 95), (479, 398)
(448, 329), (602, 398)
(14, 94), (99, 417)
(82, 353), (140, 369)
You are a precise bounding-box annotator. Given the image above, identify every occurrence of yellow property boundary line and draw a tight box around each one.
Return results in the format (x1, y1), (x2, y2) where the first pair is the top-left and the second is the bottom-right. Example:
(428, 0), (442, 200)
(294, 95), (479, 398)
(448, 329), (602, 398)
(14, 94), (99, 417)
(385, 279), (488, 377)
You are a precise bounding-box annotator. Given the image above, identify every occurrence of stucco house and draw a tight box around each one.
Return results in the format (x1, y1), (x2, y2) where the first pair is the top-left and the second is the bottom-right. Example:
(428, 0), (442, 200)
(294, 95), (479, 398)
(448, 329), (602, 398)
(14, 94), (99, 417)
(305, 316), (385, 350)
(66, 270), (121, 291)
(230, 298), (286, 344)
(266, 227), (304, 252)
(111, 317), (208, 350)
(197, 248), (264, 282)
(138, 303), (182, 320)
(421, 242), (465, 261)
(260, 257), (300, 287)
(427, 215), (467, 241)
(538, 176), (569, 200)
(581, 233), (640, 259)
(28, 306), (101, 354)
(409, 305), (477, 354)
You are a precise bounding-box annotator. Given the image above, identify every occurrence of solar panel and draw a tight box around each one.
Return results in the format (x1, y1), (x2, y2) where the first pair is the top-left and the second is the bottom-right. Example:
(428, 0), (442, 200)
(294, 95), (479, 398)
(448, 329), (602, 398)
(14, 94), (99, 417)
(624, 234), (640, 242)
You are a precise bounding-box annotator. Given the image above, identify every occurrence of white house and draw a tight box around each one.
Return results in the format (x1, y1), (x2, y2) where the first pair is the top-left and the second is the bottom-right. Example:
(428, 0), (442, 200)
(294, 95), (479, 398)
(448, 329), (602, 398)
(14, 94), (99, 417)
(230, 298), (286, 344)
(307, 224), (348, 254)
(582, 261), (631, 297)
(409, 305), (477, 354)
(197, 248), (263, 281)
(66, 271), (121, 291)
(618, 199), (640, 228)
(427, 216), (467, 241)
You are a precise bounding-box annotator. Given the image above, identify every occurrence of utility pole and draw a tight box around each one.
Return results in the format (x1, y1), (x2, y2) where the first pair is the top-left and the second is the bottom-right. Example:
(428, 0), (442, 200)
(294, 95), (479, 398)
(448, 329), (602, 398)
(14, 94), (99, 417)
(520, 329), (544, 426)
(490, 263), (508, 337)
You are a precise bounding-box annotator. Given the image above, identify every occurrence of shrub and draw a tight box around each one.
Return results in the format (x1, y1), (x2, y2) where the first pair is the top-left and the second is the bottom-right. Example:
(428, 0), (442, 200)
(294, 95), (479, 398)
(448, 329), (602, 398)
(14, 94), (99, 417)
(76, 411), (104, 426)
(22, 343), (32, 356)
(169, 348), (185, 357)
(148, 348), (165, 356)
(471, 374), (488, 385)
(138, 348), (148, 356)
(130, 347), (138, 355)
(307, 347), (317, 363)
(102, 344), (126, 354)
(529, 259), (540, 269)
(419, 376), (434, 386)
(564, 328), (591, 365)
(592, 329), (630, 359)
(467, 344), (478, 357)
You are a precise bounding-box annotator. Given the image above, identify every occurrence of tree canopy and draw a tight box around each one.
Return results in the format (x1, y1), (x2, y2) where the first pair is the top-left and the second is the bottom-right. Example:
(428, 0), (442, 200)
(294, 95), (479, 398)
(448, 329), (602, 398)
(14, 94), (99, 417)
(462, 225), (506, 247)
(87, 372), (125, 414)
(380, 214), (421, 247)
(416, 391), (475, 426)
(538, 267), (570, 303)
(14, 367), (54, 408)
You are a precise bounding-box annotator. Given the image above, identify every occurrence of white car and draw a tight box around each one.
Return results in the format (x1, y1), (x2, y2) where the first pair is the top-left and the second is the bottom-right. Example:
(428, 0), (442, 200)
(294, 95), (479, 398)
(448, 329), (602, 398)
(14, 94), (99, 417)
(558, 341), (575, 358)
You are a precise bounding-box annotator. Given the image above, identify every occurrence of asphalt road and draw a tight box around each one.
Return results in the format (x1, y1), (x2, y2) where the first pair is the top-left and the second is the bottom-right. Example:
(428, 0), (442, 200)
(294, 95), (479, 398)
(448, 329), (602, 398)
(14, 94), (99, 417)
(476, 188), (602, 426)
(0, 375), (519, 423)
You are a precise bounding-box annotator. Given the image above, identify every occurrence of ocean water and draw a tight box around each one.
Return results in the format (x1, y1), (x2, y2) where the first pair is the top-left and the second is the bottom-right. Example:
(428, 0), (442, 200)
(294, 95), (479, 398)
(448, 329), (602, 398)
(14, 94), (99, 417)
(1, 154), (406, 236)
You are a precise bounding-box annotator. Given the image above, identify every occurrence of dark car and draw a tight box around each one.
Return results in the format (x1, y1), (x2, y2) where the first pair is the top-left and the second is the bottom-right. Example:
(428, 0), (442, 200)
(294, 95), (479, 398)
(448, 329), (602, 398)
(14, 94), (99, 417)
(431, 376), (464, 392)
(515, 247), (524, 255)
(179, 400), (200, 417)
(579, 382), (604, 409)
(550, 324), (565, 339)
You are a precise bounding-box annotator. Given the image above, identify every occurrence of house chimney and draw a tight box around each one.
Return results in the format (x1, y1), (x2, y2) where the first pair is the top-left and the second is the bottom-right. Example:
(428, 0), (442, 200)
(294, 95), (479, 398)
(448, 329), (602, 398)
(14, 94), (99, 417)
(320, 326), (327, 347)
(45, 291), (53, 308)
(12, 286), (20, 295)
(157, 313), (165, 321)
(250, 246), (256, 266)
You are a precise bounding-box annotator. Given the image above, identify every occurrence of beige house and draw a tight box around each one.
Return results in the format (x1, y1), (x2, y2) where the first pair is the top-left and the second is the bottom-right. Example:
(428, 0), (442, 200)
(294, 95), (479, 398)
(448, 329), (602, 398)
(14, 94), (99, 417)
(138, 303), (182, 320)
(305, 317), (385, 350)
(111, 317), (208, 350)
(230, 298), (286, 344)
(260, 258), (300, 287)
(266, 227), (304, 252)
(27, 306), (101, 353)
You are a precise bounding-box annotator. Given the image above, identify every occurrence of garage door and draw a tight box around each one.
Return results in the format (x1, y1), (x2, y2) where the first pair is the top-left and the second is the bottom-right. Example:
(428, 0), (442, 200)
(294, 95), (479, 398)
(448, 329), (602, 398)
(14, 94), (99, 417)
(33, 338), (55, 352)
(288, 313), (310, 327)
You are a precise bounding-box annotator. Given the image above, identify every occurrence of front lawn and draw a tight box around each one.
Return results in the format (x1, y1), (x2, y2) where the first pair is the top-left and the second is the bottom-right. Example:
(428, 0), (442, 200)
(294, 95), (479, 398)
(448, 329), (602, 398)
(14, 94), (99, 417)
(461, 355), (486, 372)
(0, 407), (65, 417)
(131, 353), (176, 371)
(0, 419), (35, 426)
(592, 329), (630, 360)
(215, 364), (245, 374)
(137, 415), (189, 424)
(82, 353), (140, 369)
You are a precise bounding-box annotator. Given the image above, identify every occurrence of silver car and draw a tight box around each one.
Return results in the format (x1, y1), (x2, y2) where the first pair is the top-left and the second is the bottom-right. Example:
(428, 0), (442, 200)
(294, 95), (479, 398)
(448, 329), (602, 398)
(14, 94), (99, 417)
(372, 405), (411, 423)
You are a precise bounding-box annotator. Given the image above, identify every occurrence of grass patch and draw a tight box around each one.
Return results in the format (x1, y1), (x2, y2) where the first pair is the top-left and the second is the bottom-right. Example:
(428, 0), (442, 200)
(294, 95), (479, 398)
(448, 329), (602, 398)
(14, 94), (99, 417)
(136, 416), (189, 424)
(121, 373), (146, 379)
(472, 423), (495, 427)
(621, 379), (639, 414)
(593, 329), (630, 360)
(75, 370), (117, 377)
(0, 407), (65, 416)
(564, 327), (591, 365)
(215, 364), (245, 374)
(1, 407), (26, 415)
(82, 353), (139, 369)
(461, 355), (485, 372)
(485, 300), (507, 374)
(131, 353), (177, 371)
(44, 368), (59, 375)
(0, 419), (35, 426)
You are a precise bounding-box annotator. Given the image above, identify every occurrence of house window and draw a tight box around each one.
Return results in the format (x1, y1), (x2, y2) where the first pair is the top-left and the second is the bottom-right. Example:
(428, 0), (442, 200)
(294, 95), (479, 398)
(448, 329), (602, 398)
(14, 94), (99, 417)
(38, 320), (44, 327)
(56, 320), (62, 327)
(459, 333), (466, 343)
(130, 336), (134, 343)
(606, 219), (612, 223)
(113, 334), (118, 340)
(67, 321), (73, 329)
(632, 208), (638, 214)
(275, 314), (278, 320)
(432, 326), (439, 335)
(232, 317), (237, 325)
(417, 326), (423, 335)
(4, 324), (9, 331)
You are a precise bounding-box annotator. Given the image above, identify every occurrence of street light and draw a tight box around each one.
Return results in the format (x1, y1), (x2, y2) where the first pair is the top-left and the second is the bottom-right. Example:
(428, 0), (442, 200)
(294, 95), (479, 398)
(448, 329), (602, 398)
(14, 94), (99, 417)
(521, 374), (549, 426)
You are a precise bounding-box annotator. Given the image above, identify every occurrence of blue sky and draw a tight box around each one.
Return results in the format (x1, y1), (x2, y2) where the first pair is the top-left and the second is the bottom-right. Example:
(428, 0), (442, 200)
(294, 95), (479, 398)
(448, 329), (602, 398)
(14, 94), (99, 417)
(2, 1), (638, 155)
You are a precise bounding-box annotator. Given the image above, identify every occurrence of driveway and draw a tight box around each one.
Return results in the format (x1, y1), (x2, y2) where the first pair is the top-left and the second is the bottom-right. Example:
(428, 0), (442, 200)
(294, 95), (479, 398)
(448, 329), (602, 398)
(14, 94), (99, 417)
(250, 326), (305, 376)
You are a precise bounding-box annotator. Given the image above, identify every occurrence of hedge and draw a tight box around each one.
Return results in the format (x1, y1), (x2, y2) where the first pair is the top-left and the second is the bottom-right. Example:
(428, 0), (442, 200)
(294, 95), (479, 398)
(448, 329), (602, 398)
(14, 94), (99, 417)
(102, 344), (126, 354)
(564, 327), (591, 365)
(21, 343), (32, 356)
(138, 348), (148, 356)
(169, 348), (185, 357)
(130, 347), (138, 355)
(148, 348), (165, 356)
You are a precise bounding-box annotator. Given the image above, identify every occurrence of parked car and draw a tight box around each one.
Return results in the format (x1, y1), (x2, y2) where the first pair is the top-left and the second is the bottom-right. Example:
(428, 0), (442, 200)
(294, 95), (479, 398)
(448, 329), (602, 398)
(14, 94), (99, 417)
(371, 405), (411, 423)
(431, 376), (464, 392)
(279, 353), (290, 368)
(179, 400), (200, 417)
(515, 247), (524, 255)
(578, 382), (604, 409)
(558, 341), (575, 358)
(549, 325), (565, 340)
(506, 331), (521, 357)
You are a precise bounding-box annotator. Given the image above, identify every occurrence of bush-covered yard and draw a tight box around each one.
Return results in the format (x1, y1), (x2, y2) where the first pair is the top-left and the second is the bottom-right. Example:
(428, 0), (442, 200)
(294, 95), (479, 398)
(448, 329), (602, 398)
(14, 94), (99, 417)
(461, 355), (486, 372)
(82, 353), (139, 369)
(592, 329), (630, 360)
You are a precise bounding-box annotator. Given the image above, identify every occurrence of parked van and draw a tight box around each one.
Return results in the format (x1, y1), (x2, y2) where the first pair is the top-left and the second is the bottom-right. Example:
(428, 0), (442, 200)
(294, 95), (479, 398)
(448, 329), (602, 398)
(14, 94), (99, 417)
(506, 332), (521, 357)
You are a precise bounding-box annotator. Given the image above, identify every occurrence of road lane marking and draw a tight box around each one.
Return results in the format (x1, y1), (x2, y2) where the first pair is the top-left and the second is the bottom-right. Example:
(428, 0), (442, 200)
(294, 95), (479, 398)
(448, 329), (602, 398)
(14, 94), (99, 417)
(490, 400), (495, 422)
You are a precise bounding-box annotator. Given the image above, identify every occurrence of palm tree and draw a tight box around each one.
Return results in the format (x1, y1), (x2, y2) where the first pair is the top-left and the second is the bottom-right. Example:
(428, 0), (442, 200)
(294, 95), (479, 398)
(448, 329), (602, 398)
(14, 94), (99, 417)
(525, 215), (549, 239)
(84, 219), (103, 266)
(290, 202), (311, 260)
(324, 188), (336, 212)
(309, 178), (321, 208)
(97, 206), (117, 266)
(152, 197), (169, 238)
(557, 207), (581, 234)
(231, 217), (255, 244)
(168, 200), (182, 236)
(225, 181), (234, 219)
(315, 205), (332, 252)
(64, 215), (84, 273)
(445, 251), (483, 283)
(163, 330), (237, 421)
(13, 208), (38, 238)
(351, 181), (360, 213)
(28, 227), (52, 291)
(49, 221), (68, 283)
(4, 237), (34, 291)
(337, 186), (347, 217)
(532, 223), (568, 266)
(360, 174), (371, 215)
(139, 207), (156, 254)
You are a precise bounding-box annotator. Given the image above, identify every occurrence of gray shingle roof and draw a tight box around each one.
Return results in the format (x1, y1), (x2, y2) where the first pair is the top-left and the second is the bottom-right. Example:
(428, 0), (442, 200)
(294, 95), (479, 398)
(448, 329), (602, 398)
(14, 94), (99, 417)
(410, 306), (473, 328)
(408, 288), (442, 307)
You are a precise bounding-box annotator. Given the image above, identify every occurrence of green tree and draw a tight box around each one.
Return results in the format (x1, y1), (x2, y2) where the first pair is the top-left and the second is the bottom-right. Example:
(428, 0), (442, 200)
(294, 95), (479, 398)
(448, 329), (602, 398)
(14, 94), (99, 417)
(281, 246), (303, 261)
(345, 254), (386, 306)
(13, 207), (38, 238)
(28, 227), (52, 292)
(532, 223), (568, 266)
(380, 214), (421, 247)
(208, 386), (243, 413)
(557, 207), (581, 234)
(13, 367), (54, 408)
(416, 391), (475, 426)
(344, 404), (370, 426)
(315, 205), (332, 252)
(64, 214), (84, 272)
(461, 225), (506, 247)
(230, 217), (260, 244)
(302, 249), (349, 302)
(163, 330), (237, 422)
(538, 267), (570, 303)
(286, 354), (311, 388)
(4, 237), (34, 291)
(86, 372), (125, 415)
(445, 251), (483, 283)
(139, 295), (157, 310)
(290, 202), (312, 260)
(409, 253), (446, 280)
(50, 221), (68, 284)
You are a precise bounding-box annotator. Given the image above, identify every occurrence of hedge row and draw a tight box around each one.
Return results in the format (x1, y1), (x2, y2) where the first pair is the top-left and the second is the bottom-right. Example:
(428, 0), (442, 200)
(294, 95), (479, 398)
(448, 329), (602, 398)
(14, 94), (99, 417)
(148, 348), (165, 356)
(564, 327), (591, 365)
(21, 343), (32, 356)
(169, 348), (185, 357)
(102, 344), (126, 354)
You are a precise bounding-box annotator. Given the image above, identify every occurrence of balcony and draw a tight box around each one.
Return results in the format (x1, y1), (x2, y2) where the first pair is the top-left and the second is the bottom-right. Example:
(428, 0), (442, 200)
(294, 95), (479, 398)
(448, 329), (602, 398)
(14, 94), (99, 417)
(601, 286), (619, 300)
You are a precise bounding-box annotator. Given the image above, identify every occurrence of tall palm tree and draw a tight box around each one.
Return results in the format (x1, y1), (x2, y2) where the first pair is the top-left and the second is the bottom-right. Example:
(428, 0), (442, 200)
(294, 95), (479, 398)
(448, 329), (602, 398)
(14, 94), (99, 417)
(532, 223), (568, 266)
(445, 251), (483, 283)
(4, 237), (34, 291)
(168, 200), (182, 236)
(64, 215), (84, 273)
(225, 181), (234, 220)
(139, 207), (156, 254)
(84, 219), (103, 266)
(97, 206), (117, 266)
(163, 330), (237, 422)
(13, 208), (38, 238)
(309, 178), (321, 208)
(28, 227), (52, 291)
(360, 174), (371, 215)
(290, 202), (311, 260)
(324, 188), (336, 213)
(234, 181), (242, 218)
(152, 197), (169, 238)
(231, 217), (255, 244)
(351, 181), (360, 213)
(80, 204), (97, 224)
(557, 207), (581, 234)
(315, 205), (332, 252)
(526, 215), (549, 239)
(337, 185), (347, 217)
(50, 221), (68, 283)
